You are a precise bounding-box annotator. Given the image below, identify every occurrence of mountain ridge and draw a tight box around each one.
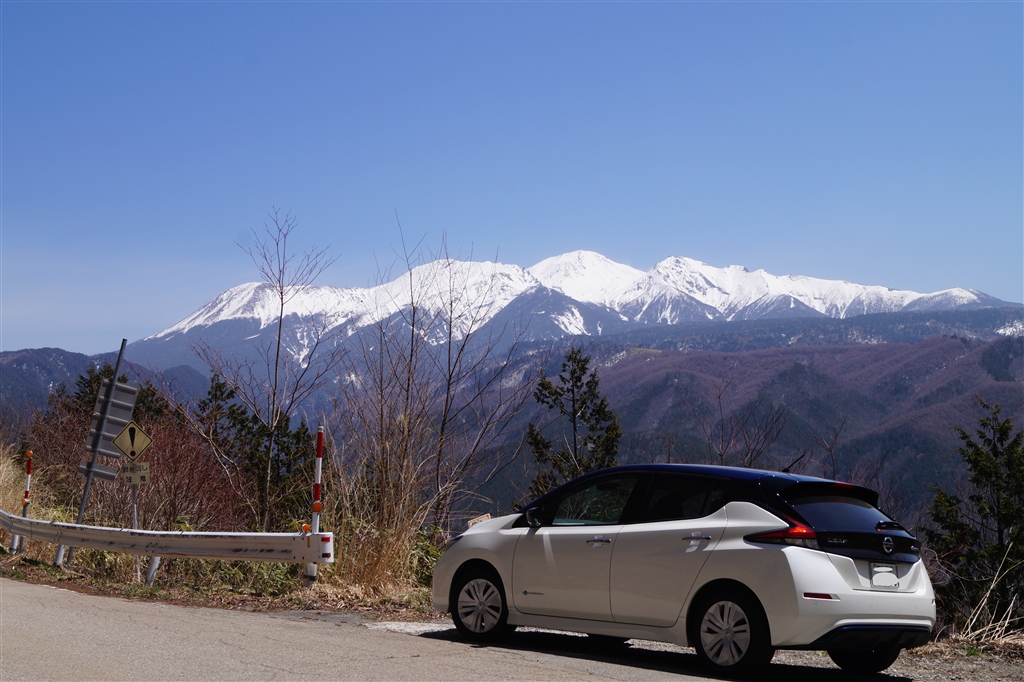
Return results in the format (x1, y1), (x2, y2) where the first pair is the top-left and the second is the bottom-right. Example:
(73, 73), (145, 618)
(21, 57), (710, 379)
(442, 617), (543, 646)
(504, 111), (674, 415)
(125, 250), (1021, 372)
(148, 249), (1020, 341)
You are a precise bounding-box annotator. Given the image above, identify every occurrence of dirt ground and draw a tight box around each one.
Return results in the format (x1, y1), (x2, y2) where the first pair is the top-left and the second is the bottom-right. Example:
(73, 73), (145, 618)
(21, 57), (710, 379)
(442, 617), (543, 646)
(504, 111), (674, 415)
(772, 645), (1023, 681)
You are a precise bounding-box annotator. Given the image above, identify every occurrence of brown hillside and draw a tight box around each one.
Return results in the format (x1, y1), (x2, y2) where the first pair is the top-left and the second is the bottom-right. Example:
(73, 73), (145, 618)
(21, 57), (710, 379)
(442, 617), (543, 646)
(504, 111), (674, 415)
(592, 336), (1023, 515)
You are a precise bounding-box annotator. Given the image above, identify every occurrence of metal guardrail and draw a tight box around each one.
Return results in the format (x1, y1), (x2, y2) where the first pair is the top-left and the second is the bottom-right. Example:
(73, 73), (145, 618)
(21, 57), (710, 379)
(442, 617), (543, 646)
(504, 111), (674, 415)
(0, 507), (334, 564)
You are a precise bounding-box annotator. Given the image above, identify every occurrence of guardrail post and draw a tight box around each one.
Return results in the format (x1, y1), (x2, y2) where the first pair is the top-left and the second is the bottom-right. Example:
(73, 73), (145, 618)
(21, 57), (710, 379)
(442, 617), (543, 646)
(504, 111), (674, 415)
(133, 485), (141, 582)
(145, 556), (161, 586)
(8, 451), (32, 554)
(302, 425), (325, 587)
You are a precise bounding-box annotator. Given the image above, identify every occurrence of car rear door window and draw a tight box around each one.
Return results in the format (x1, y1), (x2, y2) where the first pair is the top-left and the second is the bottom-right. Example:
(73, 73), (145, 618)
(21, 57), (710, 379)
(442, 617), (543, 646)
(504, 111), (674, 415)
(636, 475), (727, 522)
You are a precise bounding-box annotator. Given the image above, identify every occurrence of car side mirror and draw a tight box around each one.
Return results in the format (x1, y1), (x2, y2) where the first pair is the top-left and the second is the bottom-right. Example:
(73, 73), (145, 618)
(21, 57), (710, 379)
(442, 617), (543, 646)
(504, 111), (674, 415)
(525, 508), (543, 528)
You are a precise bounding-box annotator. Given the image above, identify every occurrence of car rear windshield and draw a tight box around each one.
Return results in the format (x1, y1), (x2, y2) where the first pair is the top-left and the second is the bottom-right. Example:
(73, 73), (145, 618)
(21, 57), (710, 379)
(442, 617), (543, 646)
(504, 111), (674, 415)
(787, 495), (898, 533)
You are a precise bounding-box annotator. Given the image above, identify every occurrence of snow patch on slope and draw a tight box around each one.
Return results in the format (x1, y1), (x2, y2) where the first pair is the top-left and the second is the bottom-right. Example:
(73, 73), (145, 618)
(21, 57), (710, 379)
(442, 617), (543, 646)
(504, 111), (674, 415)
(551, 307), (588, 335)
(997, 320), (1024, 337)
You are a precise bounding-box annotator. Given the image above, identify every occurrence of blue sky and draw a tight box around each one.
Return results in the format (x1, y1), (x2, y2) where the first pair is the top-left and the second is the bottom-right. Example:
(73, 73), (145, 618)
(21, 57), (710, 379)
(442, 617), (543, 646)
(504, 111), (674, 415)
(2, 1), (1021, 355)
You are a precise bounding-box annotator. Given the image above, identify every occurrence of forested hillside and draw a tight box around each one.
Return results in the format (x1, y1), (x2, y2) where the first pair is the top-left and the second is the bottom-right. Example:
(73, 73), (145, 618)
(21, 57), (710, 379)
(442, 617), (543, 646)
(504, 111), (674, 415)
(480, 334), (1023, 521)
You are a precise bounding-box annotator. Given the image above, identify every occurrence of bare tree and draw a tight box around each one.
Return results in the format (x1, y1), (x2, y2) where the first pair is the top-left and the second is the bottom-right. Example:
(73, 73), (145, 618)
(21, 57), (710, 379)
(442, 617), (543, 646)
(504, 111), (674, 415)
(327, 233), (534, 587)
(690, 378), (789, 469)
(803, 417), (847, 480)
(422, 242), (536, 530)
(192, 208), (342, 531)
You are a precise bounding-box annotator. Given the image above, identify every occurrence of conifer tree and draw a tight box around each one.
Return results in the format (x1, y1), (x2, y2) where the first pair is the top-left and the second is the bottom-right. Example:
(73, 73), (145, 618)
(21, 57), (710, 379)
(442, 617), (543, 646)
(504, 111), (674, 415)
(925, 397), (1024, 633)
(527, 347), (621, 497)
(191, 373), (313, 531)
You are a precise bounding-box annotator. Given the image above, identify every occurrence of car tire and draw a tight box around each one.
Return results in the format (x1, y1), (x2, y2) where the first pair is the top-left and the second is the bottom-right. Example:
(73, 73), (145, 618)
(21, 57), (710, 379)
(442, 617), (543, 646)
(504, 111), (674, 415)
(451, 567), (513, 642)
(690, 587), (774, 678)
(827, 647), (902, 674)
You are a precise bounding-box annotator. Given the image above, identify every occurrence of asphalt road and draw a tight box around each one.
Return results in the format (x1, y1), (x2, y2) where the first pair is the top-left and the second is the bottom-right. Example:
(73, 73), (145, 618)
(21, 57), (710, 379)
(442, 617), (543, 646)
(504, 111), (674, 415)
(0, 578), (899, 681)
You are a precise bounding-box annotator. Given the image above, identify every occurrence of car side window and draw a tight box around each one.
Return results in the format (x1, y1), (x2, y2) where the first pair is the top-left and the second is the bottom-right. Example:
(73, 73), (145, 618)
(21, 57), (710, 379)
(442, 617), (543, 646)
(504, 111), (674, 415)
(637, 475), (726, 523)
(551, 476), (638, 526)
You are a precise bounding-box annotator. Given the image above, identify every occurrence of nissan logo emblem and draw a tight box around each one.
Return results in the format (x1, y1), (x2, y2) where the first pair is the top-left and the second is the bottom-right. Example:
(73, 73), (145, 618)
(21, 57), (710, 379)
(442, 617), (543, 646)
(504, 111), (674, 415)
(882, 537), (894, 554)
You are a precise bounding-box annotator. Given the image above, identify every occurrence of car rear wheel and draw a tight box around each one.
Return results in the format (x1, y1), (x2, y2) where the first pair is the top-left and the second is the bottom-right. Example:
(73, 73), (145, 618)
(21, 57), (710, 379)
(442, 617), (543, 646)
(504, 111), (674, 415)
(828, 647), (901, 673)
(691, 587), (774, 678)
(451, 568), (512, 642)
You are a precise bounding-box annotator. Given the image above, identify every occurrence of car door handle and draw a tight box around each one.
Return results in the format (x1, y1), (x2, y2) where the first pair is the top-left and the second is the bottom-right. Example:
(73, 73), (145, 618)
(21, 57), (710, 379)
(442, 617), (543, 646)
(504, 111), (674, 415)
(685, 534), (712, 541)
(586, 537), (612, 545)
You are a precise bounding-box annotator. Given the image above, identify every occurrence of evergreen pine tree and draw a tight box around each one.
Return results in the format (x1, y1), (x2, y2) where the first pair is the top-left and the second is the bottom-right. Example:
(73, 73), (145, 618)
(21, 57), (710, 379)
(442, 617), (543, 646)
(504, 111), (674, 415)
(527, 347), (622, 498)
(72, 363), (166, 422)
(193, 373), (314, 531)
(925, 397), (1024, 633)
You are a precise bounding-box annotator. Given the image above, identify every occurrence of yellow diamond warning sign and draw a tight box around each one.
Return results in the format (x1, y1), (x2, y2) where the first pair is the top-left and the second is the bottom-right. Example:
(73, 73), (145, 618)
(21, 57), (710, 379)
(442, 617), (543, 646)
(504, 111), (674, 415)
(112, 421), (152, 462)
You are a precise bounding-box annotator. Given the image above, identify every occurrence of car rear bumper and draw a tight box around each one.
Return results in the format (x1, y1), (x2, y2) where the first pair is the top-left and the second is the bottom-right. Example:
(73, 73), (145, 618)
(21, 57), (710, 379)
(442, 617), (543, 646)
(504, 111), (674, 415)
(785, 624), (932, 651)
(765, 547), (936, 647)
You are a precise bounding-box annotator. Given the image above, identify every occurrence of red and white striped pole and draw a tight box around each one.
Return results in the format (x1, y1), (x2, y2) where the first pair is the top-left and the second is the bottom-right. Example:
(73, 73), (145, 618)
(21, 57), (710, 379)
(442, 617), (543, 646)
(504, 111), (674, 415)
(303, 426), (325, 586)
(9, 451), (32, 554)
(312, 426), (324, 534)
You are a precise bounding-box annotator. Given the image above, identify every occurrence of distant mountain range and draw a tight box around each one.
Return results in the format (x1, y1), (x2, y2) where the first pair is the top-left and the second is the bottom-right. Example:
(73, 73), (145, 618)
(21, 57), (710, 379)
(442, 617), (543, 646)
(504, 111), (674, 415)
(126, 250), (1020, 372)
(1, 248), (1020, 518)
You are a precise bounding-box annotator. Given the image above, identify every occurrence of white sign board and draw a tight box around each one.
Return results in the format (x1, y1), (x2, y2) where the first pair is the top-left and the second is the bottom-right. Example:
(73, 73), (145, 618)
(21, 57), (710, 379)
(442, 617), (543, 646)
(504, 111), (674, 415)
(121, 462), (151, 486)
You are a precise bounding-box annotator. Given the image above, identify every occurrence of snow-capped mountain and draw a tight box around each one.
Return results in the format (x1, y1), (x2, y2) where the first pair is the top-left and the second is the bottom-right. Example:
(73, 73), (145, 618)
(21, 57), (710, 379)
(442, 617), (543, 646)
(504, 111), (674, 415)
(127, 250), (1018, 371)
(528, 251), (646, 307)
(524, 252), (1009, 325)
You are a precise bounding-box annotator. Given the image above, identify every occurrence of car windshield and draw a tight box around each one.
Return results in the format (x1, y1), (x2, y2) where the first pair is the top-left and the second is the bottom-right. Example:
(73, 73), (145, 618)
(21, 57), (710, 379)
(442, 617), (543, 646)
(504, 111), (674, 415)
(787, 495), (898, 532)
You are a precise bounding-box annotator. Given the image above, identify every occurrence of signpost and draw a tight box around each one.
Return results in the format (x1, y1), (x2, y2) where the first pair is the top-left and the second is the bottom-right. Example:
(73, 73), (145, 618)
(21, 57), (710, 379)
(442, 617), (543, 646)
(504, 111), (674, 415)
(115, 424), (154, 582)
(87, 381), (139, 459)
(56, 339), (137, 567)
(76, 460), (118, 482)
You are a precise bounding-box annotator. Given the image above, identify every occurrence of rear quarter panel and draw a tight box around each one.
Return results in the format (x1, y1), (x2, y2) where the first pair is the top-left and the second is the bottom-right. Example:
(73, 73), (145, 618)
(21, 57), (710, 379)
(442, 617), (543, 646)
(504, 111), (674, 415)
(682, 502), (796, 644)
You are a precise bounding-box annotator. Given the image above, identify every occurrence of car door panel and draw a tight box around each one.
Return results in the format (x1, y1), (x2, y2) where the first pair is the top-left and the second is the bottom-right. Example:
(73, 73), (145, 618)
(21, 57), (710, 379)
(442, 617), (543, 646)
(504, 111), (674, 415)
(610, 505), (728, 626)
(512, 525), (622, 620)
(511, 474), (639, 622)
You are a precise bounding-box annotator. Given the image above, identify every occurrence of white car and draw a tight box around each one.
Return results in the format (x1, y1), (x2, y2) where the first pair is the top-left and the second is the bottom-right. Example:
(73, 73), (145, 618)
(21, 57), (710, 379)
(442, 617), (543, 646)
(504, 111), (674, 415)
(433, 464), (935, 677)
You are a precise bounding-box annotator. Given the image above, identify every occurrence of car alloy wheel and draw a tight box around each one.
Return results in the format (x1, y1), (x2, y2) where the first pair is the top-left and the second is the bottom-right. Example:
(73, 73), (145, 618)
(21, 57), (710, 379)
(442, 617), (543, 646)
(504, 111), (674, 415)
(700, 600), (751, 666)
(451, 567), (512, 642)
(458, 578), (503, 633)
(691, 586), (774, 677)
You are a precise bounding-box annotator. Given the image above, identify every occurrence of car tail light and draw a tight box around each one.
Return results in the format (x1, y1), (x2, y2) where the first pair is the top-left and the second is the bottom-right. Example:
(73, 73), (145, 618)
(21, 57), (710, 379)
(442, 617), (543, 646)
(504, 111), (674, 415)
(745, 518), (819, 550)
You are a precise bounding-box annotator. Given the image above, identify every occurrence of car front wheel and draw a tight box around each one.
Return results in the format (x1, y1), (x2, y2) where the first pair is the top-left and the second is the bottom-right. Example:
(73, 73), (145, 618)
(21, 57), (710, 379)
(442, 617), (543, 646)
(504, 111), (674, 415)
(828, 647), (902, 673)
(451, 568), (512, 642)
(691, 587), (774, 678)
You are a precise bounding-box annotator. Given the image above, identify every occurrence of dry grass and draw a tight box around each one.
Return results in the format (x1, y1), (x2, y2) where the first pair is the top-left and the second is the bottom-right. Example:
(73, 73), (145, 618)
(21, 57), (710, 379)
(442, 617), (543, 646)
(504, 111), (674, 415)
(0, 551), (439, 621)
(0, 447), (435, 609)
(905, 637), (1024, 663)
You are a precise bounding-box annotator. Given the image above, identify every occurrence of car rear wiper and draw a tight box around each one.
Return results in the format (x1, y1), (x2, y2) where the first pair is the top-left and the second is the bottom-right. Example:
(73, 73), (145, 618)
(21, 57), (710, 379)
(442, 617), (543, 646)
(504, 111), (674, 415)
(875, 520), (906, 532)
